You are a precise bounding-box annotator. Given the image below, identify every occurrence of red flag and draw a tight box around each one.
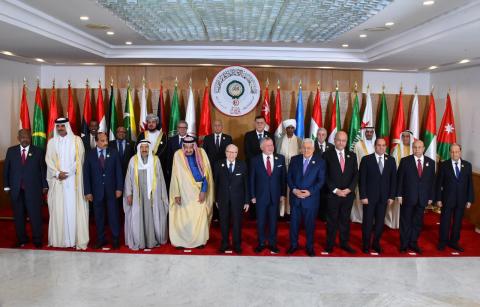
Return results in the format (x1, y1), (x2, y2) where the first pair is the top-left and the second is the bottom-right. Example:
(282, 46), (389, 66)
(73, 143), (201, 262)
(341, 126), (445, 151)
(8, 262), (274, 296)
(390, 90), (406, 151)
(261, 84), (270, 131)
(272, 83), (283, 139)
(19, 82), (31, 130)
(97, 82), (106, 132)
(157, 84), (167, 133)
(81, 82), (92, 138)
(198, 80), (212, 144)
(67, 82), (78, 135)
(309, 87), (322, 139)
(437, 93), (457, 161)
(47, 82), (58, 140)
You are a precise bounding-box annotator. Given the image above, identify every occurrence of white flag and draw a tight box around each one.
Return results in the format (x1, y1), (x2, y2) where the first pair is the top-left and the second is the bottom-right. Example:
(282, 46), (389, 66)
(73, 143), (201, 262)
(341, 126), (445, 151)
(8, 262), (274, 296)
(139, 81), (148, 132)
(409, 93), (419, 140)
(185, 84), (197, 137)
(360, 88), (376, 140)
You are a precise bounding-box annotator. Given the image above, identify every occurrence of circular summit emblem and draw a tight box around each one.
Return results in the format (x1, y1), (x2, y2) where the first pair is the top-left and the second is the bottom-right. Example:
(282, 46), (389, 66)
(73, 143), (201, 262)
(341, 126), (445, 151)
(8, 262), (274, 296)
(211, 66), (260, 116)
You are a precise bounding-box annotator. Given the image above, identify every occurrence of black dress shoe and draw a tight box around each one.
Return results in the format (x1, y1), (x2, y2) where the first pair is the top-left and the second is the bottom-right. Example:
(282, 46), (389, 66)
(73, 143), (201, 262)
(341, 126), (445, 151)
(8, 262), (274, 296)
(399, 247), (408, 253)
(324, 246), (333, 253)
(409, 244), (422, 254)
(269, 245), (280, 254)
(362, 248), (370, 254)
(448, 243), (464, 252)
(94, 241), (107, 249)
(340, 245), (356, 254)
(196, 244), (205, 249)
(437, 243), (446, 251)
(254, 245), (266, 253)
(372, 244), (383, 254)
(234, 247), (242, 254)
(306, 248), (315, 257)
(218, 245), (229, 253)
(286, 246), (298, 255)
(34, 242), (43, 249)
(112, 239), (120, 250)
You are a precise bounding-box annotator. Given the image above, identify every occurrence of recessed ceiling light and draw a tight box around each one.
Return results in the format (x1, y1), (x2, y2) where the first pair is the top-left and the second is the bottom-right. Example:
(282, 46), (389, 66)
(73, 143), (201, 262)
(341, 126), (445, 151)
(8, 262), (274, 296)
(80, 16), (89, 21)
(35, 58), (45, 63)
(1, 50), (14, 56)
(125, 41), (132, 45)
(428, 65), (438, 70)
(423, 1), (435, 6)
(385, 22), (395, 26)
(459, 59), (470, 64)
(377, 68), (392, 71)
(106, 31), (114, 35)
(82, 63), (96, 65)
(342, 44), (349, 48)
(317, 66), (335, 69)
(359, 34), (367, 38)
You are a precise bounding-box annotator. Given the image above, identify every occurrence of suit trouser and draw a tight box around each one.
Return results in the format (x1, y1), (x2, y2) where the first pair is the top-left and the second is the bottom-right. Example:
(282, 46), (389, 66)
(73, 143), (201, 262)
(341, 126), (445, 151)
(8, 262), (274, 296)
(362, 200), (388, 248)
(290, 203), (318, 250)
(219, 200), (243, 248)
(326, 195), (354, 248)
(400, 203), (425, 248)
(11, 189), (43, 244)
(93, 197), (120, 243)
(439, 204), (466, 245)
(318, 188), (328, 220)
(256, 201), (279, 246)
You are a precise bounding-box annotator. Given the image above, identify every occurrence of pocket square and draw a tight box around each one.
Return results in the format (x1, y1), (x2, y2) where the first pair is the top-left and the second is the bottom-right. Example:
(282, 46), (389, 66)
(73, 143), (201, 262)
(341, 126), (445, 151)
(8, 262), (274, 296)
(277, 165), (283, 167)
(235, 173), (242, 176)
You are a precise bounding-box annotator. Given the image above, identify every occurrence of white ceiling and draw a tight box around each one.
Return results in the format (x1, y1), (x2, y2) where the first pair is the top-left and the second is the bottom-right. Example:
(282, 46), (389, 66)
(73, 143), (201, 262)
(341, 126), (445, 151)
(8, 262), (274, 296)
(0, 0), (479, 71)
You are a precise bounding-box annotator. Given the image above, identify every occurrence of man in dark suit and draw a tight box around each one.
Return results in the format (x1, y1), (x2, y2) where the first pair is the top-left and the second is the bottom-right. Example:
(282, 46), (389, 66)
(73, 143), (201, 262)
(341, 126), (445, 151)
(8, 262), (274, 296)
(165, 120), (192, 186)
(323, 131), (358, 254)
(358, 138), (397, 254)
(435, 143), (474, 252)
(313, 127), (333, 221)
(396, 140), (435, 254)
(109, 126), (134, 177)
(82, 120), (99, 152)
(3, 129), (48, 248)
(84, 132), (123, 249)
(250, 137), (286, 254)
(203, 120), (233, 168)
(214, 144), (249, 254)
(287, 138), (326, 256)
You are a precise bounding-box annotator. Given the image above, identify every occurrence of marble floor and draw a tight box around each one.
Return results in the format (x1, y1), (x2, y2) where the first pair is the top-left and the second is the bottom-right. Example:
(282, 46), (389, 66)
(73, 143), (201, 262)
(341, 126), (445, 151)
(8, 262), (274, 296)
(0, 249), (479, 307)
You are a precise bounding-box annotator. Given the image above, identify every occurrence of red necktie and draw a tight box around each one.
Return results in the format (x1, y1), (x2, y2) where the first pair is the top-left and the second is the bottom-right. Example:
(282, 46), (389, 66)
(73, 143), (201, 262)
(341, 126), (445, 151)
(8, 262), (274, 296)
(21, 148), (26, 165)
(339, 152), (345, 173)
(417, 159), (422, 177)
(266, 156), (272, 176)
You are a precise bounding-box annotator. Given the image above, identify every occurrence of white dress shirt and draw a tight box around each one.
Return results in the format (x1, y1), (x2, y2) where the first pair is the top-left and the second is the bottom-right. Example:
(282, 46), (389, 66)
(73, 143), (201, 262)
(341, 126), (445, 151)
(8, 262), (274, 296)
(262, 153), (274, 169)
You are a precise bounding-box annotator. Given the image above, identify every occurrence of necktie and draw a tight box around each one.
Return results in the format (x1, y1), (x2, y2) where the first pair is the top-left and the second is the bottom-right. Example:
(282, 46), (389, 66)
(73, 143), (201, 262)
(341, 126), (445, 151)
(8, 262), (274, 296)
(320, 144), (324, 153)
(216, 135), (220, 150)
(266, 156), (272, 176)
(339, 152), (345, 173)
(258, 133), (263, 140)
(378, 156), (384, 174)
(417, 159), (422, 177)
(99, 150), (105, 169)
(229, 162), (233, 174)
(21, 148), (26, 165)
(303, 158), (309, 175)
(179, 137), (183, 146)
(455, 162), (460, 179)
(118, 141), (124, 158)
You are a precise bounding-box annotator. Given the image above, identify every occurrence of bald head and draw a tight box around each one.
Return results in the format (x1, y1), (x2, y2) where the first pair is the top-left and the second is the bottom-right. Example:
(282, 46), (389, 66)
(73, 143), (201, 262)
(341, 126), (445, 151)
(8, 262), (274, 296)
(334, 131), (348, 151)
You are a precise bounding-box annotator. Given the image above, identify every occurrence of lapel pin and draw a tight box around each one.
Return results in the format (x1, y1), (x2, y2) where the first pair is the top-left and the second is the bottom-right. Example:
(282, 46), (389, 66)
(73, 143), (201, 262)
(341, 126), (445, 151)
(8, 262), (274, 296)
(275, 156), (278, 160)
(347, 155), (350, 158)
(312, 160), (315, 164)
(28, 153), (32, 157)
(426, 162), (429, 167)
(223, 137), (225, 140)
(106, 154), (110, 158)
(221, 164), (225, 167)
(385, 157), (388, 160)
(462, 164), (464, 168)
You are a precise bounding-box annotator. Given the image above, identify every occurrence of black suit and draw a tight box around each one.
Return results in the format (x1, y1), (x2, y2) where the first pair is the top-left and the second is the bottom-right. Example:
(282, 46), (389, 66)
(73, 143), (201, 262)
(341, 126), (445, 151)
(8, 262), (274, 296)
(314, 141), (334, 220)
(214, 159), (249, 249)
(314, 141), (334, 157)
(109, 139), (134, 177)
(323, 148), (358, 249)
(396, 155), (435, 249)
(82, 133), (97, 153)
(202, 133), (233, 167)
(435, 159), (474, 246)
(359, 153), (397, 249)
(3, 145), (48, 245)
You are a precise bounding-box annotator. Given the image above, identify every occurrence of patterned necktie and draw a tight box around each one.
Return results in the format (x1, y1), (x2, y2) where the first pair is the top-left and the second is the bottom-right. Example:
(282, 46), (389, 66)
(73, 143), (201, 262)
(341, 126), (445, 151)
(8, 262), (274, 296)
(99, 149), (105, 169)
(378, 156), (384, 174)
(417, 159), (422, 177)
(21, 148), (26, 165)
(266, 156), (272, 176)
(229, 162), (233, 174)
(303, 158), (309, 175)
(339, 152), (345, 173)
(455, 162), (460, 179)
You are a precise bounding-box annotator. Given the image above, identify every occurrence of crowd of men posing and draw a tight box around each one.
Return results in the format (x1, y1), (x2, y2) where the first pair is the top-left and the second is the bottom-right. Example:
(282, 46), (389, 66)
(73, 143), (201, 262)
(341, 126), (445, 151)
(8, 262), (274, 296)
(3, 114), (474, 256)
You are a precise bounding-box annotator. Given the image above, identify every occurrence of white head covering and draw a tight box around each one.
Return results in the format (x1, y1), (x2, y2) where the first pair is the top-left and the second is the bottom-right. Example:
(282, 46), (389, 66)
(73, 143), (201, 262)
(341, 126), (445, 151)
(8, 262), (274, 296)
(399, 130), (414, 155)
(282, 119), (296, 129)
(360, 126), (376, 142)
(136, 140), (155, 199)
(53, 118), (75, 172)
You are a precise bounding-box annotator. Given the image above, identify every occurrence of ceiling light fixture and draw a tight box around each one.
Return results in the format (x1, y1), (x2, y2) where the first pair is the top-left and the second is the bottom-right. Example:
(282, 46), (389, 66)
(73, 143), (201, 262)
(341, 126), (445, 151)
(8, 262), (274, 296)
(359, 34), (367, 38)
(1, 50), (14, 56)
(35, 58), (45, 63)
(423, 1), (435, 6)
(459, 59), (470, 64)
(377, 68), (392, 71)
(82, 63), (96, 65)
(385, 22), (395, 26)
(106, 31), (115, 35)
(125, 41), (132, 45)
(342, 44), (349, 48)
(428, 65), (438, 70)
(80, 16), (89, 21)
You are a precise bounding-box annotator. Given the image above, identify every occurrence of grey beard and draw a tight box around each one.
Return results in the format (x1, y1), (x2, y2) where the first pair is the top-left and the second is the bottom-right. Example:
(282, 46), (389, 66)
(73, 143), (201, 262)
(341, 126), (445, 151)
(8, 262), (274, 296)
(141, 156), (148, 164)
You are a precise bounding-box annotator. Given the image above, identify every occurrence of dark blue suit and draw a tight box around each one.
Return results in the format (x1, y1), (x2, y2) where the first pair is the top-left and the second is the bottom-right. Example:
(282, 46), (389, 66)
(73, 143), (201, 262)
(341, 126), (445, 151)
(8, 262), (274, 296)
(3, 145), (47, 245)
(83, 147), (123, 243)
(396, 155), (435, 249)
(287, 154), (325, 250)
(249, 154), (286, 247)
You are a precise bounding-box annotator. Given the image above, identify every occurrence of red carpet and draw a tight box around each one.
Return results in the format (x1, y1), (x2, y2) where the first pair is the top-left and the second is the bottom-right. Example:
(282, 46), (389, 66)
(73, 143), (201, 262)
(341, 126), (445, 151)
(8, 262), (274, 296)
(1, 204), (479, 257)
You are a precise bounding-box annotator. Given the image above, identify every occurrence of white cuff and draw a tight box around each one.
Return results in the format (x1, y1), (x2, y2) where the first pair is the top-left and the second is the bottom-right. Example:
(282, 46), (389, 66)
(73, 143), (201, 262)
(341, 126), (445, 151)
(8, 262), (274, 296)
(4, 187), (10, 191)
(333, 188), (338, 194)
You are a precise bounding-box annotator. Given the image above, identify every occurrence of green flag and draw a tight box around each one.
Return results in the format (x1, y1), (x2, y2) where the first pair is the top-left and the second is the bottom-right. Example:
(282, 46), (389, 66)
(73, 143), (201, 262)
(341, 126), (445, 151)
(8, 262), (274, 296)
(168, 83), (180, 137)
(108, 85), (118, 141)
(123, 85), (136, 142)
(377, 91), (390, 152)
(347, 92), (361, 151)
(32, 84), (46, 149)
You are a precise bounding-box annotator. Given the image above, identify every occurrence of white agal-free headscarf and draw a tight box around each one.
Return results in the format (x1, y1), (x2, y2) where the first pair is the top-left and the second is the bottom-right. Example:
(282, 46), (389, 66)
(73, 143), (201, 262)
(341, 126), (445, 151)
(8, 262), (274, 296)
(136, 140), (155, 199)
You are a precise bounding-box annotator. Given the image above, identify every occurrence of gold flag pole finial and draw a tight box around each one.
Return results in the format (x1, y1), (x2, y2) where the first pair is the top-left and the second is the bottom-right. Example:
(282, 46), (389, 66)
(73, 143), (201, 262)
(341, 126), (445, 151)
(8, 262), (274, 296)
(317, 80), (320, 89)
(23, 77), (26, 86)
(277, 79), (280, 89)
(335, 80), (339, 91)
(110, 77), (113, 87)
(205, 77), (208, 87)
(354, 81), (358, 93)
(52, 78), (55, 88)
(175, 76), (178, 87)
(431, 85), (434, 94)
(142, 76), (146, 86)
(99, 78), (102, 87)
(68, 79), (71, 87)
(382, 83), (385, 93)
(127, 76), (130, 87)
(189, 77), (192, 87)
(266, 78), (269, 88)
(299, 79), (302, 89)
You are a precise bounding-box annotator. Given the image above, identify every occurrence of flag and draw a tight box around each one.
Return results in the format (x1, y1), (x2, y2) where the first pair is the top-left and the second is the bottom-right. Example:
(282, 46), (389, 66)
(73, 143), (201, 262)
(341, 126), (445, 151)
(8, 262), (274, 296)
(327, 87), (341, 144)
(168, 81), (180, 137)
(309, 86), (322, 140)
(139, 78), (148, 132)
(123, 83), (137, 142)
(390, 90), (405, 153)
(424, 92), (437, 162)
(47, 81), (58, 140)
(295, 82), (304, 138)
(185, 80), (196, 137)
(81, 81), (92, 138)
(409, 92), (420, 141)
(198, 79), (212, 144)
(157, 83), (167, 133)
(261, 83), (270, 131)
(107, 84), (117, 141)
(361, 87), (375, 132)
(347, 91), (361, 151)
(272, 82), (283, 139)
(377, 91), (390, 151)
(67, 81), (78, 135)
(19, 81), (31, 130)
(32, 82), (46, 148)
(97, 82), (106, 133)
(437, 93), (456, 161)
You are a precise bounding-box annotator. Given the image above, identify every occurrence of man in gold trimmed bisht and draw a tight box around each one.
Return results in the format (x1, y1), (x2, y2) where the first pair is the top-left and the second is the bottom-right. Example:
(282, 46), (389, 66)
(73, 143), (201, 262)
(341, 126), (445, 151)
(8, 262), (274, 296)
(169, 136), (214, 248)
(123, 140), (169, 250)
(45, 118), (89, 250)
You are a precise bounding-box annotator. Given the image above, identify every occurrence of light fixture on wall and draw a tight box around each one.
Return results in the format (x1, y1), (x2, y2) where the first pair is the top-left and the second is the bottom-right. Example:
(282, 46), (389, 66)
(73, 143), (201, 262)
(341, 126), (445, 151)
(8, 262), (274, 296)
(342, 44), (349, 48)
(423, 1), (435, 6)
(125, 41), (132, 45)
(459, 59), (470, 64)
(385, 22), (394, 26)
(106, 31), (115, 35)
(80, 16), (89, 21)
(359, 34), (367, 38)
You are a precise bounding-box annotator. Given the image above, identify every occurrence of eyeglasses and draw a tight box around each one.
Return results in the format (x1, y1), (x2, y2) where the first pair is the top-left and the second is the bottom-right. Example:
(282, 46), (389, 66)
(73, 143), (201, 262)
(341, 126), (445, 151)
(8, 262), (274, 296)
(226, 151), (238, 154)
(178, 126), (187, 129)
